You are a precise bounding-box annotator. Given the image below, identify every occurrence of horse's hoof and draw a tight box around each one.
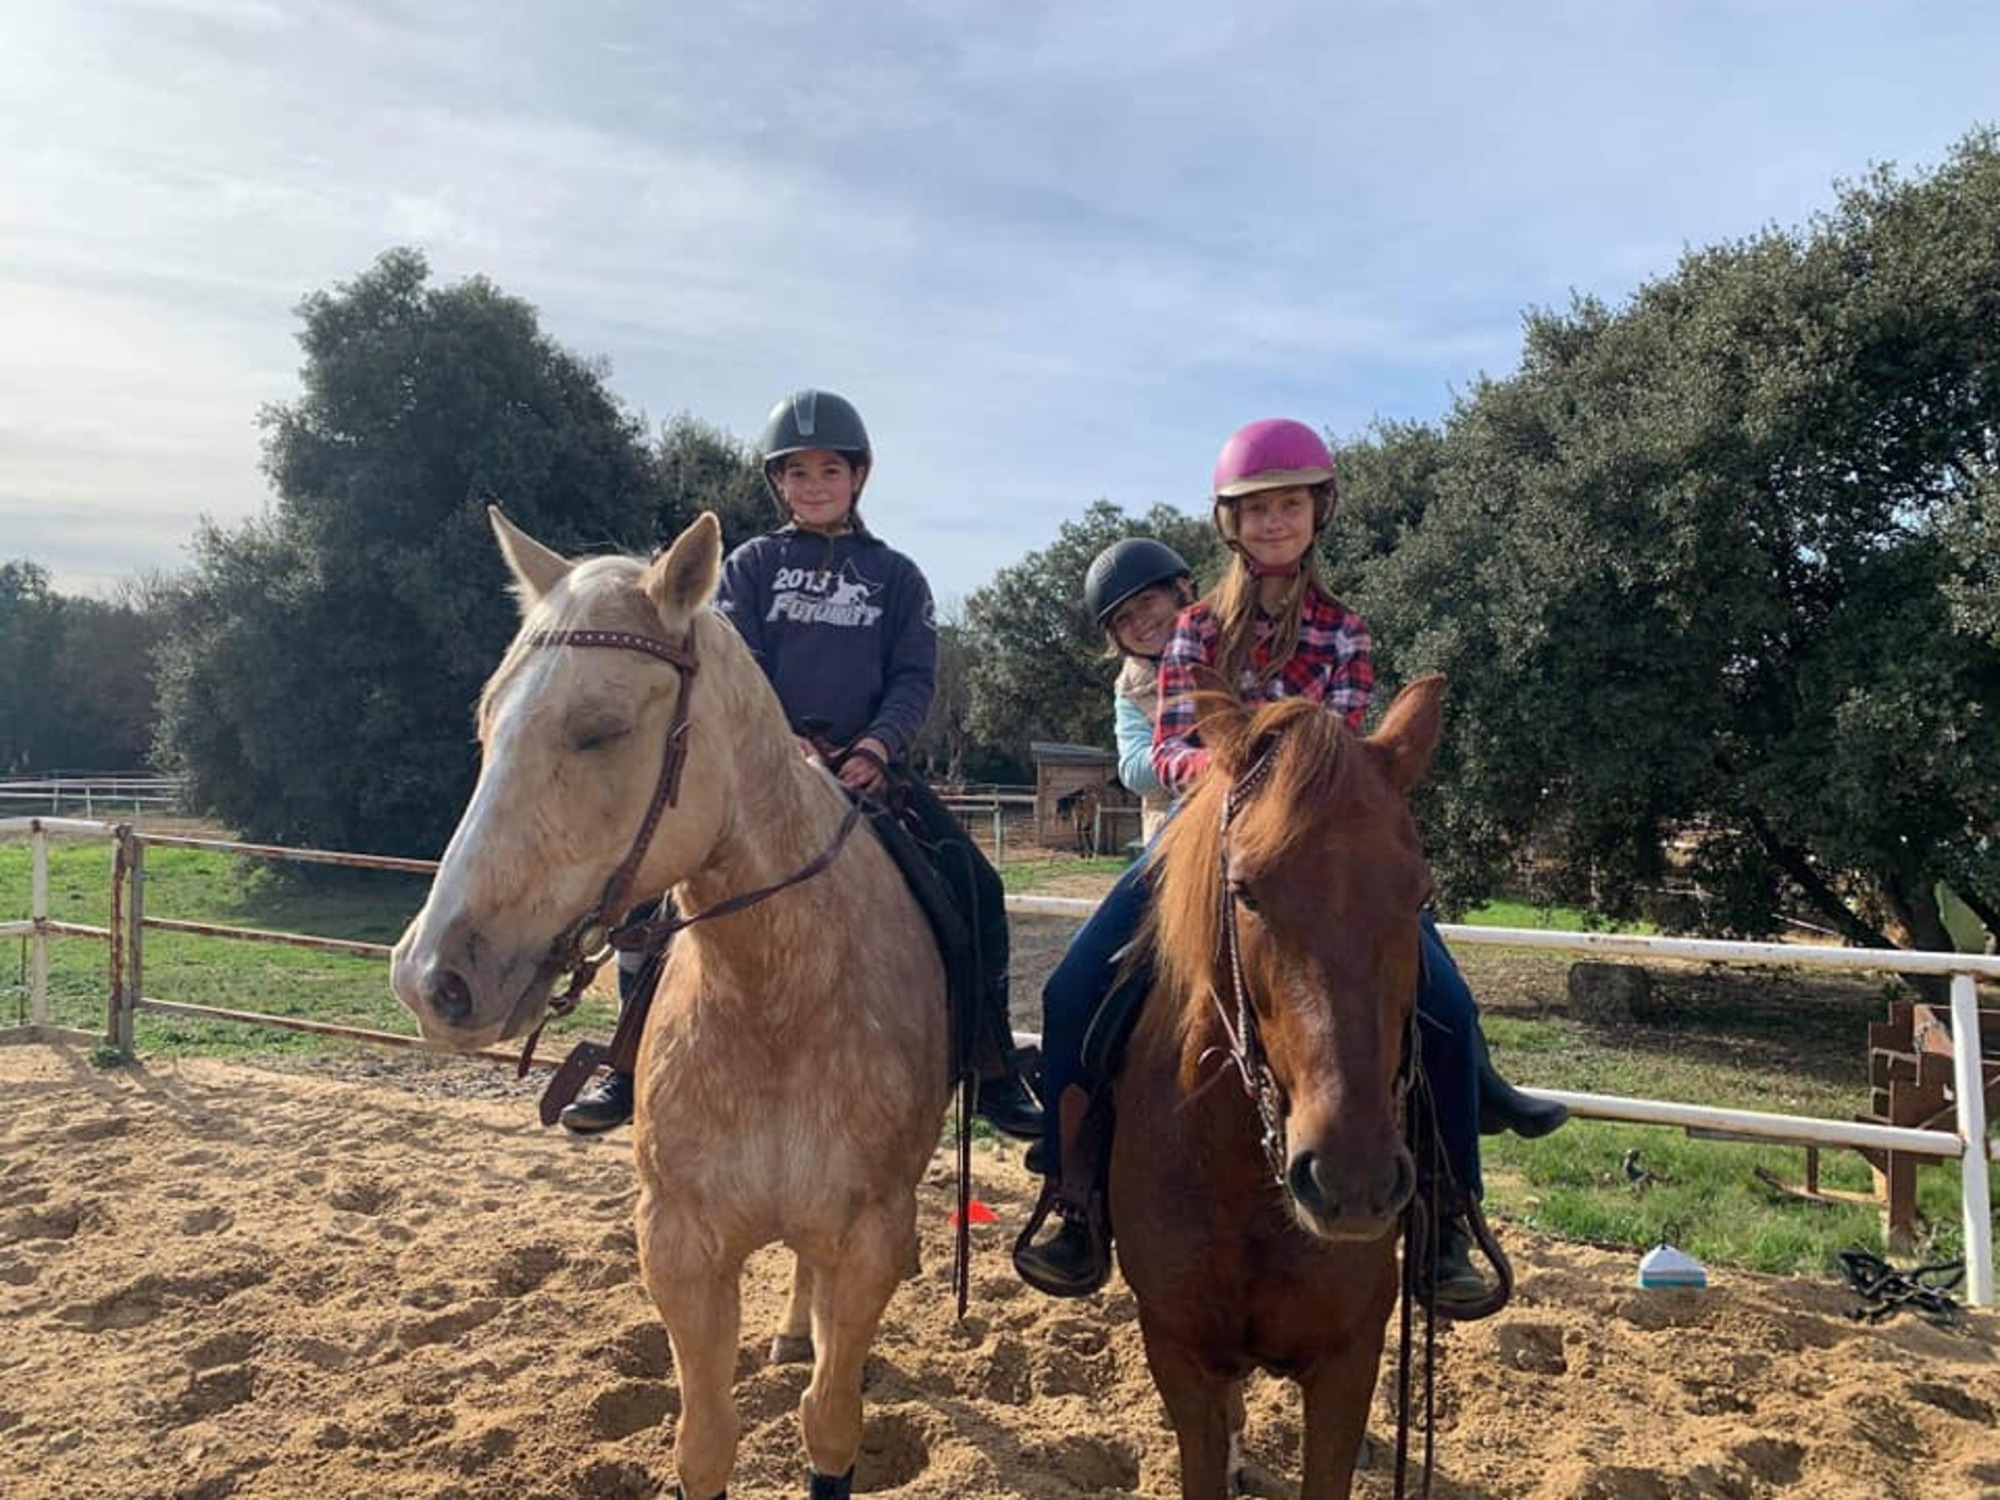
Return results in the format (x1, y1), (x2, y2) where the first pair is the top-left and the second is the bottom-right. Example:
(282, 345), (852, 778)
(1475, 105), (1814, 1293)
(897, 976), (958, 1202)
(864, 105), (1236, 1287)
(769, 1333), (814, 1365)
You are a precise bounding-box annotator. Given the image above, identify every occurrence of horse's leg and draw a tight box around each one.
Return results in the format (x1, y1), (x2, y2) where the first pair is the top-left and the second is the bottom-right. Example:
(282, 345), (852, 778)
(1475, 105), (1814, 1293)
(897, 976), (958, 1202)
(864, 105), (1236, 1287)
(640, 1204), (746, 1500)
(771, 1254), (814, 1365)
(1224, 1377), (1297, 1498)
(796, 1198), (910, 1491)
(1296, 1351), (1379, 1500)
(1142, 1331), (1234, 1500)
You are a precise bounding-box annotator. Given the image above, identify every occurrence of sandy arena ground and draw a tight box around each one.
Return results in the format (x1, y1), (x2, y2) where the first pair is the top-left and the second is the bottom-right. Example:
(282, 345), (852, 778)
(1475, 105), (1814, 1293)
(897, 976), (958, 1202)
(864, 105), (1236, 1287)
(3, 1038), (1997, 1500)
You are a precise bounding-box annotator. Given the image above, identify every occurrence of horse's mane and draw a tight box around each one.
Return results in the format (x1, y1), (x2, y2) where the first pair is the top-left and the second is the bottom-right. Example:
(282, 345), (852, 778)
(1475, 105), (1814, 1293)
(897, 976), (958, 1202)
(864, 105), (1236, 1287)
(1135, 697), (1367, 1054)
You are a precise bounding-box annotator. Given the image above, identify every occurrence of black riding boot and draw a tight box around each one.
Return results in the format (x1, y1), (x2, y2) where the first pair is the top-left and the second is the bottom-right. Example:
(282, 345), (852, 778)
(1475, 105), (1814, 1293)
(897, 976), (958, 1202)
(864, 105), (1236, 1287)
(972, 972), (1044, 1141)
(1473, 1023), (1569, 1139)
(560, 953), (641, 1135)
(1430, 1213), (1491, 1311)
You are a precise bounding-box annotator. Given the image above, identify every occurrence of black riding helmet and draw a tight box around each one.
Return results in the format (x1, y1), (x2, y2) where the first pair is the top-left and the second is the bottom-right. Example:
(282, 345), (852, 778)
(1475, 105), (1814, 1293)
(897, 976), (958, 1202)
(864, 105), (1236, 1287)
(758, 389), (873, 508)
(1084, 538), (1193, 627)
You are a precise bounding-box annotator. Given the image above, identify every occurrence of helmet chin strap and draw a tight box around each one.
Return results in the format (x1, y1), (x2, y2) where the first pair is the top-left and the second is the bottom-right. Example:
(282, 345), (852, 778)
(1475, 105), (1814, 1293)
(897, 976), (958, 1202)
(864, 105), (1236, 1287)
(1243, 557), (1303, 578)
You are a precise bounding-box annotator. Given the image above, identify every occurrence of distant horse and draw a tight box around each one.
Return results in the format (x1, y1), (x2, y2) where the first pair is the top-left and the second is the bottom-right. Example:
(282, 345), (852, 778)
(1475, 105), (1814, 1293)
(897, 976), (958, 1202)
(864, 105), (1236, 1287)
(390, 511), (949, 1500)
(1055, 781), (1111, 856)
(1111, 678), (1445, 1500)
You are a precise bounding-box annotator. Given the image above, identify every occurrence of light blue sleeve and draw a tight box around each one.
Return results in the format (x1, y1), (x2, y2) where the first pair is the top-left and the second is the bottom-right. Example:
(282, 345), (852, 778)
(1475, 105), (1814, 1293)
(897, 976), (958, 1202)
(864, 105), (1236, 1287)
(1114, 692), (1166, 797)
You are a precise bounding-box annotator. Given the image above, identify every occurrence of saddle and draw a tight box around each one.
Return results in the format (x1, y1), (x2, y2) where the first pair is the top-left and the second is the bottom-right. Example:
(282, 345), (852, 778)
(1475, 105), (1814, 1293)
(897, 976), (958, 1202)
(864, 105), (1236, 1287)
(850, 783), (985, 1087)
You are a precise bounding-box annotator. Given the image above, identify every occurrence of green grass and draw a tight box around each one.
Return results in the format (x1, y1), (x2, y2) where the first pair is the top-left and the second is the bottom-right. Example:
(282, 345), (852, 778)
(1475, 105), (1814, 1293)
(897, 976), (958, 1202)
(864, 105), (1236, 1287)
(0, 833), (615, 1057)
(998, 854), (1130, 893)
(1460, 894), (1655, 933)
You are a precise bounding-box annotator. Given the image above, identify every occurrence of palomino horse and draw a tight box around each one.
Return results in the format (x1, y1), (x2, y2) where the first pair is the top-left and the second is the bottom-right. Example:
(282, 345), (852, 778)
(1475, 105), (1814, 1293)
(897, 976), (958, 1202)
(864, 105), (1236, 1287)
(1111, 677), (1445, 1500)
(390, 511), (950, 1500)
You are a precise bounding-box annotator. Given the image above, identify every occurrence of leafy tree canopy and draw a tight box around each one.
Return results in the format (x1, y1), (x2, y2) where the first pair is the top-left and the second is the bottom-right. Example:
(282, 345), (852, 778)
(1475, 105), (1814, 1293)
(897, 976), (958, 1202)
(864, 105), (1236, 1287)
(1342, 129), (2000, 946)
(653, 413), (773, 556)
(154, 248), (663, 854)
(0, 562), (159, 773)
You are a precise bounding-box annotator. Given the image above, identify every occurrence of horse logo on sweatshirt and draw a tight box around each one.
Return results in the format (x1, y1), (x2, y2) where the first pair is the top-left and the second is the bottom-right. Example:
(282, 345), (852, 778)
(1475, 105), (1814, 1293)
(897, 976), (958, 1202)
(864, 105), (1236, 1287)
(767, 562), (885, 628)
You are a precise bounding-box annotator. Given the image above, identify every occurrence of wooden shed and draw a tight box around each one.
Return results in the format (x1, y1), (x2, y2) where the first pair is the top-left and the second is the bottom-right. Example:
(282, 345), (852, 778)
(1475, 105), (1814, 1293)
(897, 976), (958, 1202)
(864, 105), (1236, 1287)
(1029, 742), (1140, 855)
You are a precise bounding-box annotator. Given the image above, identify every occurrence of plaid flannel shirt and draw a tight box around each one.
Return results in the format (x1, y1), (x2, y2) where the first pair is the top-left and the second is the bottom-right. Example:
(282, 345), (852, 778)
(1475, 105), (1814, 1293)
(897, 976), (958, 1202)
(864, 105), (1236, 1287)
(1150, 591), (1374, 793)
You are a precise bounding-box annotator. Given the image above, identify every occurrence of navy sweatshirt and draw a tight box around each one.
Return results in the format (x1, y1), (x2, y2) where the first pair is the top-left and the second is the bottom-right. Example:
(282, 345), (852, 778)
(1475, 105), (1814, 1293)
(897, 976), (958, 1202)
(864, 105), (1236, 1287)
(714, 525), (938, 764)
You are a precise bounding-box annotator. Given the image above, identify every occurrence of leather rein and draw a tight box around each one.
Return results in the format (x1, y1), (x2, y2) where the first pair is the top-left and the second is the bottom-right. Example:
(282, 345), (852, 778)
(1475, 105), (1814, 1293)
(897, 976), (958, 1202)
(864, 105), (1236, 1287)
(512, 621), (862, 1073)
(1206, 731), (1419, 1188)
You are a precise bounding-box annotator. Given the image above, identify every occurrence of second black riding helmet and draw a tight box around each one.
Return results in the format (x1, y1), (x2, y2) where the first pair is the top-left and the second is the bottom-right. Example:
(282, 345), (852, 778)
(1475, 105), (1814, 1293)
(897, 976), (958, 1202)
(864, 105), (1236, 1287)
(1083, 538), (1193, 627)
(758, 389), (873, 502)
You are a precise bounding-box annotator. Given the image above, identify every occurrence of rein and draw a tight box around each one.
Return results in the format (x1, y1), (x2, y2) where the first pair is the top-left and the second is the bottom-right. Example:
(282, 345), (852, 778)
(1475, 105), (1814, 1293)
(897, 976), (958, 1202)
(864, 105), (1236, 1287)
(1207, 736), (1289, 1186)
(509, 621), (863, 1075)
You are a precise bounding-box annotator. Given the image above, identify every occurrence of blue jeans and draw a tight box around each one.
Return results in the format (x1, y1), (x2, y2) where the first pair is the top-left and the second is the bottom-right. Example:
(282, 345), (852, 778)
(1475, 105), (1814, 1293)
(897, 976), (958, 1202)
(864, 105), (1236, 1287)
(1037, 847), (1155, 1157)
(1418, 913), (1482, 1204)
(1038, 852), (1485, 1206)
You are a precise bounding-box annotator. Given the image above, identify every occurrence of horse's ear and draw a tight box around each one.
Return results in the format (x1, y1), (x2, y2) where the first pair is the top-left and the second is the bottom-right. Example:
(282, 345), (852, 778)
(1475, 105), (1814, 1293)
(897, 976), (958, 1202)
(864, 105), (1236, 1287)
(489, 505), (572, 611)
(1188, 664), (1254, 774)
(644, 511), (723, 617)
(1370, 673), (1446, 793)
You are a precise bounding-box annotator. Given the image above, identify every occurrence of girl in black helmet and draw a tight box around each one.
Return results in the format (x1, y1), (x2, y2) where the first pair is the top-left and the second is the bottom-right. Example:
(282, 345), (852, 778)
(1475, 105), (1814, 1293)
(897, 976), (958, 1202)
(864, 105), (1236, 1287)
(1083, 538), (1199, 844)
(1010, 538), (1194, 1284)
(565, 389), (1042, 1139)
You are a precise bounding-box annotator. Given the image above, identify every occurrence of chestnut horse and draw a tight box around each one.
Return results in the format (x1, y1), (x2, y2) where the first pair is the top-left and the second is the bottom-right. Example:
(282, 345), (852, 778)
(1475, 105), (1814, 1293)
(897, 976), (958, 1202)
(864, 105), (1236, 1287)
(390, 511), (950, 1500)
(1111, 678), (1445, 1500)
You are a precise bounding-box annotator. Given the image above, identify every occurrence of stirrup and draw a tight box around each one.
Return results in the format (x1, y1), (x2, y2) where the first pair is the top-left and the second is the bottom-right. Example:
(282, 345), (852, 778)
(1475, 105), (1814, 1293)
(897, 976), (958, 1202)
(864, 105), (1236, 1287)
(1413, 1201), (1513, 1321)
(1012, 1182), (1111, 1298)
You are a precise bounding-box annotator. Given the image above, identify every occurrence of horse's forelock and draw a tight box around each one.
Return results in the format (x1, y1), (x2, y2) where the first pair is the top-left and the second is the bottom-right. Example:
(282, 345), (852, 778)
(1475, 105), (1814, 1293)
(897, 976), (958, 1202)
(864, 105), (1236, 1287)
(1139, 703), (1364, 1049)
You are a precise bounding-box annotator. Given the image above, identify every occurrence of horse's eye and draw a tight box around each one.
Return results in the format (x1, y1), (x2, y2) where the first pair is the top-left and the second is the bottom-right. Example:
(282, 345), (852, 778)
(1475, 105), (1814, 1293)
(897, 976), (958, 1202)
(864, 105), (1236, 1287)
(1229, 878), (1261, 915)
(573, 723), (631, 753)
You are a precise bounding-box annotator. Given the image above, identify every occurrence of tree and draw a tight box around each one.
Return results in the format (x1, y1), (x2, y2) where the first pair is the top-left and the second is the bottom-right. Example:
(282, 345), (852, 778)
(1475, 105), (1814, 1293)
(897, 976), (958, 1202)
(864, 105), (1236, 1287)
(0, 564), (165, 773)
(1342, 130), (2000, 945)
(45, 596), (160, 771)
(653, 414), (773, 555)
(963, 500), (1220, 757)
(154, 249), (663, 854)
(0, 561), (62, 772)
(913, 603), (975, 787)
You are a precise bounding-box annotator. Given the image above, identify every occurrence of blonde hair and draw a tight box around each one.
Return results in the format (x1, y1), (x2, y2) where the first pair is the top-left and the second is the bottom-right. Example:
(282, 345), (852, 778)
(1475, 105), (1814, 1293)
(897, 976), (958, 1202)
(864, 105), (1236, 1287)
(1208, 551), (1336, 692)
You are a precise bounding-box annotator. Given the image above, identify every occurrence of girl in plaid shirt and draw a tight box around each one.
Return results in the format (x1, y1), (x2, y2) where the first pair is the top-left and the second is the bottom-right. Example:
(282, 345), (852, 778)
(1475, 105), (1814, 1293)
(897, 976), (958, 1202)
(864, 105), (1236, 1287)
(1017, 420), (1564, 1310)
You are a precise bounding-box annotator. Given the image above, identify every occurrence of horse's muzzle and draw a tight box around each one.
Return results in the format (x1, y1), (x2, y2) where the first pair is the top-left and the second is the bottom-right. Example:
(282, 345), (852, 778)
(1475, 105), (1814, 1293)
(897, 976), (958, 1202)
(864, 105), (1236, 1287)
(1285, 1143), (1416, 1242)
(389, 931), (555, 1052)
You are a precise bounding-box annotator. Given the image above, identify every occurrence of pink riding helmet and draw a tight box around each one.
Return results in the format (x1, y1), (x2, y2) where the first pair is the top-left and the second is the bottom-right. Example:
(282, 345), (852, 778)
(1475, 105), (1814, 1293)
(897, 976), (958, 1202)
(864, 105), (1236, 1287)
(1211, 418), (1339, 542)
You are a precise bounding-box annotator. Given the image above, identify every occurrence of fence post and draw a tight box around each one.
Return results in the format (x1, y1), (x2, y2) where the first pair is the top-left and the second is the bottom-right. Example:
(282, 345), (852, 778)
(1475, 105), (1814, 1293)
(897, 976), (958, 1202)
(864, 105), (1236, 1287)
(121, 834), (145, 1053)
(993, 802), (1004, 864)
(1950, 970), (1994, 1308)
(29, 821), (49, 1025)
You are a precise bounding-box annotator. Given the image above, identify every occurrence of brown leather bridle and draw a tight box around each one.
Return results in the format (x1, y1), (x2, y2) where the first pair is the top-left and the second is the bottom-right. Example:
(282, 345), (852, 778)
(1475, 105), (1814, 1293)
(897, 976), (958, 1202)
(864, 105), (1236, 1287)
(1208, 734), (1292, 1187)
(1206, 729), (1419, 1189)
(512, 618), (864, 1067)
(527, 623), (703, 1016)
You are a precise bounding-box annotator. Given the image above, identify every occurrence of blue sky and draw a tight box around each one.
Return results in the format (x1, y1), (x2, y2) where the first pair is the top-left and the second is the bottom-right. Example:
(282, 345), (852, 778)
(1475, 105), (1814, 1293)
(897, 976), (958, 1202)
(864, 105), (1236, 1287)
(3, 1), (1996, 607)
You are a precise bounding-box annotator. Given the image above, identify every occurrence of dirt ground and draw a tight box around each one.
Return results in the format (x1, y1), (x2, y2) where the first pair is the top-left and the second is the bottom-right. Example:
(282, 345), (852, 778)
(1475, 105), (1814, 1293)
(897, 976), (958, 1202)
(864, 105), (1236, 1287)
(4, 1025), (1999, 1500)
